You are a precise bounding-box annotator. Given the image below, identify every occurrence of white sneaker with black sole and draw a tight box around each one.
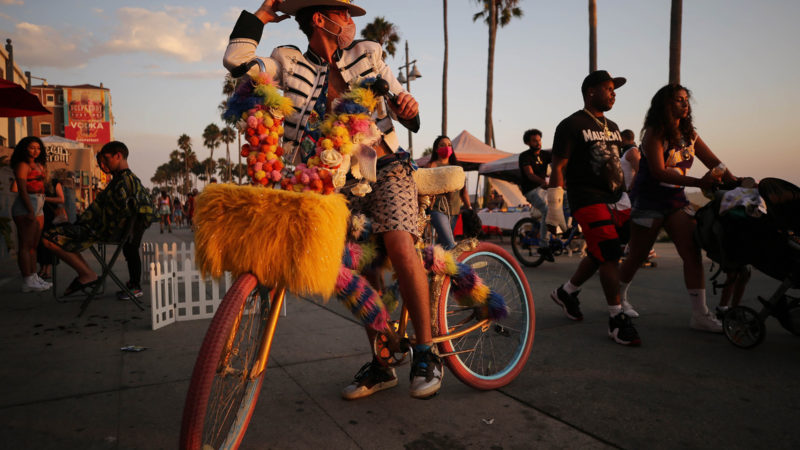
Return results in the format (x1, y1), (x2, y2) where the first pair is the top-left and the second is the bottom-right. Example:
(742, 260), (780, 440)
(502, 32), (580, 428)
(409, 348), (443, 399)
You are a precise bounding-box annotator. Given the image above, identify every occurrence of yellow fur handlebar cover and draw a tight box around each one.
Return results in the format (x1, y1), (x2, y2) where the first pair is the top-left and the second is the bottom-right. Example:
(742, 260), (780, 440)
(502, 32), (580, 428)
(414, 166), (466, 195)
(194, 184), (350, 297)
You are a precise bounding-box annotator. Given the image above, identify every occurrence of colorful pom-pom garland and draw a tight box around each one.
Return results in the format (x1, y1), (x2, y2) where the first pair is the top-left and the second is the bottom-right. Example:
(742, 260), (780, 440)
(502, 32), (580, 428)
(223, 75), (386, 195)
(224, 72), (294, 189)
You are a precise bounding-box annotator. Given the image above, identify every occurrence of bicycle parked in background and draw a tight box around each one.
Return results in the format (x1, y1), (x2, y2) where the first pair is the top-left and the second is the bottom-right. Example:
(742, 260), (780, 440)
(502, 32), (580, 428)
(510, 209), (584, 268)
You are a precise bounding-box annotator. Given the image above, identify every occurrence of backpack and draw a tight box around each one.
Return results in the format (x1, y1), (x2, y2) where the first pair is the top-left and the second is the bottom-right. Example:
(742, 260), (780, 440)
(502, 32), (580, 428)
(460, 209), (483, 238)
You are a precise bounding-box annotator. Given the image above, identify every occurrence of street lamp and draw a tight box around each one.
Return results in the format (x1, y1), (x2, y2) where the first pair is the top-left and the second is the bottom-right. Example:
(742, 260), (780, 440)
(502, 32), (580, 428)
(397, 40), (421, 156)
(25, 73), (48, 87)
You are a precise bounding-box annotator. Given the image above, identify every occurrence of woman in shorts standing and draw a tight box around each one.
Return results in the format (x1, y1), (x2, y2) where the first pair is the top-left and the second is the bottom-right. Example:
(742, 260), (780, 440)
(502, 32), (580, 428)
(157, 190), (172, 233)
(11, 136), (52, 292)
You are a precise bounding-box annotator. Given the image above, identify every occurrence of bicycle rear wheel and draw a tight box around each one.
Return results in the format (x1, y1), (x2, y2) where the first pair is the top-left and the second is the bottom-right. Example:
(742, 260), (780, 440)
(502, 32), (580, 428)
(511, 218), (546, 267)
(437, 242), (535, 390)
(180, 273), (274, 450)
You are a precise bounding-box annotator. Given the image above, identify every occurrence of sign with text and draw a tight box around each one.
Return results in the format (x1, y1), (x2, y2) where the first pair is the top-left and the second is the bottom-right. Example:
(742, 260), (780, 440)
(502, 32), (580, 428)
(63, 88), (113, 145)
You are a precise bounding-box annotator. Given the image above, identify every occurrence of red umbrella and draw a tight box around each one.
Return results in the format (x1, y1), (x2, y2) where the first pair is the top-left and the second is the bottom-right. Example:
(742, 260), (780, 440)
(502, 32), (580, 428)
(0, 78), (50, 117)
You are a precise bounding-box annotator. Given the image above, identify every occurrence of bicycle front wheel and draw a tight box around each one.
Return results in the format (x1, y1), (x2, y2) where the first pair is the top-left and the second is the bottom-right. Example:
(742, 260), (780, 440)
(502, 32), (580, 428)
(180, 273), (272, 450)
(511, 218), (546, 267)
(437, 242), (535, 390)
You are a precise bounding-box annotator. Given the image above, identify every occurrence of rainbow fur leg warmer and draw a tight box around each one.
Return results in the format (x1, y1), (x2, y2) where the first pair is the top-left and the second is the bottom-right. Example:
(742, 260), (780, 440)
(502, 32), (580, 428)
(335, 265), (389, 331)
(422, 245), (508, 321)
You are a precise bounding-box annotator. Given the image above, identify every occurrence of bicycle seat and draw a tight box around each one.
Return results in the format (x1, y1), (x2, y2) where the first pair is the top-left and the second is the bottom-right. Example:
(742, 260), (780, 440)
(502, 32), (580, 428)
(414, 166), (466, 195)
(193, 184), (350, 297)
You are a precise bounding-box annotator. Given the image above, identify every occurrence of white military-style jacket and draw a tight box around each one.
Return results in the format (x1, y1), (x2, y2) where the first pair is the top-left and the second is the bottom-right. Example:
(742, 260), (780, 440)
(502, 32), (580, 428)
(223, 11), (409, 161)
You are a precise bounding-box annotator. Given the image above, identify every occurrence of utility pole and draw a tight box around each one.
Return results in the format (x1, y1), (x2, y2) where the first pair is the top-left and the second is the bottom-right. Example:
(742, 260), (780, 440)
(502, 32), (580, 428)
(397, 41), (421, 157)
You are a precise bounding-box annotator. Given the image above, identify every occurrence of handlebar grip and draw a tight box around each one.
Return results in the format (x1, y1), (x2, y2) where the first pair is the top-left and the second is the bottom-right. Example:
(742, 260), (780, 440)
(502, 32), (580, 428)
(369, 77), (420, 133)
(229, 59), (267, 78)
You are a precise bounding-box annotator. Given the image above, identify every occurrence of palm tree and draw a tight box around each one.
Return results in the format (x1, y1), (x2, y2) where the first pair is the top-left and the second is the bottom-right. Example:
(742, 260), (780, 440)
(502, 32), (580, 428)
(202, 123), (221, 183)
(220, 73), (243, 184)
(669, 0), (682, 84)
(588, 0), (597, 72)
(473, 0), (523, 147)
(177, 134), (194, 195)
(442, 0), (449, 136)
(360, 17), (400, 59)
(220, 126), (237, 182)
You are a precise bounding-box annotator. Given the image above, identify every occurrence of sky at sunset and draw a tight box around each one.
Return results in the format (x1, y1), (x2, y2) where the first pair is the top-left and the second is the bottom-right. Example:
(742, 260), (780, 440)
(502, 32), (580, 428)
(2, 0), (799, 187)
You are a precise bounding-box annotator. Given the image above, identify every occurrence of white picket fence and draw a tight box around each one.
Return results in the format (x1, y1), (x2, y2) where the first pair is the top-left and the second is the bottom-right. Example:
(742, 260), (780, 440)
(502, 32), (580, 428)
(146, 241), (285, 330)
(142, 242), (196, 283)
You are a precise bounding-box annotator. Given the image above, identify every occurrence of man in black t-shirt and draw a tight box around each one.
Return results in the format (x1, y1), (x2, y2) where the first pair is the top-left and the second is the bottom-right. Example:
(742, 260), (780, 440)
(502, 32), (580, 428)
(545, 70), (641, 346)
(518, 129), (553, 243)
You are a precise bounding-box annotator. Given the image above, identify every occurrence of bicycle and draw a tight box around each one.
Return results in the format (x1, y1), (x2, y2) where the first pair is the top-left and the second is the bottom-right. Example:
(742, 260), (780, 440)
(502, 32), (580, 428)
(510, 213), (583, 267)
(179, 167), (535, 449)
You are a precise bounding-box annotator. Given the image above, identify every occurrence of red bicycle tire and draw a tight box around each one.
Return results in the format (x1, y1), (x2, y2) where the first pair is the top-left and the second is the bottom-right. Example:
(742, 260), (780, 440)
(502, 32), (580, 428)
(180, 273), (267, 449)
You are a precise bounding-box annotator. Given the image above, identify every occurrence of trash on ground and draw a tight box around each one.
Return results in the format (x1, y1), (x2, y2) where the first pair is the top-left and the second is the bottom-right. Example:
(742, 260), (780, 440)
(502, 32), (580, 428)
(120, 345), (148, 352)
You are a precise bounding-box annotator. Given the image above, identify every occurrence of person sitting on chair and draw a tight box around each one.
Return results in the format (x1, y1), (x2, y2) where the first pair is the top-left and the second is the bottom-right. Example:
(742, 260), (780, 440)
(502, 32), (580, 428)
(43, 141), (155, 296)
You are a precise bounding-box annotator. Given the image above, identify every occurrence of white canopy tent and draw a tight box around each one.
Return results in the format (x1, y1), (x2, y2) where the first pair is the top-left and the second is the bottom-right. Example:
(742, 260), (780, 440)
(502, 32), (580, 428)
(487, 177), (528, 208)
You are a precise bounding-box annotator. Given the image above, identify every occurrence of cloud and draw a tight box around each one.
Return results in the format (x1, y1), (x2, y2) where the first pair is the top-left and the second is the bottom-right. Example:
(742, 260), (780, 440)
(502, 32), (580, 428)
(97, 7), (227, 62)
(8, 22), (93, 68)
(1, 0), (24, 5)
(8, 6), (228, 69)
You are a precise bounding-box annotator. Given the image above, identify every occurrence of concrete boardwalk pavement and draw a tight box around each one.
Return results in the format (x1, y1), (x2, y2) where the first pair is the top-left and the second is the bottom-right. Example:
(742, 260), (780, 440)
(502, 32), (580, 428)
(1, 225), (799, 449)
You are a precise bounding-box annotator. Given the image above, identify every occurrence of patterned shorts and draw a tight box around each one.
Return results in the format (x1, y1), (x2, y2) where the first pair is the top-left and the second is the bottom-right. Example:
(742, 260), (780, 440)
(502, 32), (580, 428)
(343, 160), (419, 237)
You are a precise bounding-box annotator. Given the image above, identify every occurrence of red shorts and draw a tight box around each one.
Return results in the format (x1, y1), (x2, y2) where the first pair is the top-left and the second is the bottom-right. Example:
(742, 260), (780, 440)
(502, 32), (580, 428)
(572, 203), (631, 263)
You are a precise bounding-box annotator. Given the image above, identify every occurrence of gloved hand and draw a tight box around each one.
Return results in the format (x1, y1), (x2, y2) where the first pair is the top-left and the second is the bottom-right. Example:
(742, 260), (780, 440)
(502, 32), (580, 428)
(545, 187), (567, 233)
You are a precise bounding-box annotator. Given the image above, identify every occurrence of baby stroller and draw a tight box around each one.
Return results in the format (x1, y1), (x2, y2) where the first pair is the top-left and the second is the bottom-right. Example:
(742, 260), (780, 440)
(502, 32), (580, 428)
(694, 178), (800, 348)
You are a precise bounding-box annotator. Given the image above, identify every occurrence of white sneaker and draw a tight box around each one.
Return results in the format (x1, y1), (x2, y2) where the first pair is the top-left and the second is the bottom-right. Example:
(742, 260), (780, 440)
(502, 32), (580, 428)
(622, 300), (640, 318)
(690, 311), (723, 333)
(34, 274), (52, 289)
(21, 277), (49, 293)
(409, 349), (443, 399)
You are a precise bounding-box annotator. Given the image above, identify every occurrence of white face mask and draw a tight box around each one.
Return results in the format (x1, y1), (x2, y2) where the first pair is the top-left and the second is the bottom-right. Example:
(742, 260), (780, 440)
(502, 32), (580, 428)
(320, 14), (355, 49)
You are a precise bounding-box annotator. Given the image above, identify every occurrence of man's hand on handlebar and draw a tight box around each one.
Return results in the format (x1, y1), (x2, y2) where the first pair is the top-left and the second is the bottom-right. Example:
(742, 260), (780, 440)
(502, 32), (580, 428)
(255, 0), (291, 24)
(390, 92), (419, 121)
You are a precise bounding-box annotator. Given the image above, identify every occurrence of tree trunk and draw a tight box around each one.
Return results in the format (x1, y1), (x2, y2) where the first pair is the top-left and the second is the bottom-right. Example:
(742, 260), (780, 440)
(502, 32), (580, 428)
(237, 132), (242, 184)
(588, 0), (597, 72)
(442, 0), (448, 136)
(226, 142), (231, 182)
(669, 0), (682, 84)
(484, 0), (496, 146)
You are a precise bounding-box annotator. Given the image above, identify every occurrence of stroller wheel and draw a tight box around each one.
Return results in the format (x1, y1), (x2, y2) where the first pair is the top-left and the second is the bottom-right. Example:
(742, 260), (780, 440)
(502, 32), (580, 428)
(723, 306), (766, 349)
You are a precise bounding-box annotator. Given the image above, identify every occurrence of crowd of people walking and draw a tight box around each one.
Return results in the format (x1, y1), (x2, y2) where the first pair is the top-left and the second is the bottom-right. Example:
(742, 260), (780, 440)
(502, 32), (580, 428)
(513, 70), (739, 347)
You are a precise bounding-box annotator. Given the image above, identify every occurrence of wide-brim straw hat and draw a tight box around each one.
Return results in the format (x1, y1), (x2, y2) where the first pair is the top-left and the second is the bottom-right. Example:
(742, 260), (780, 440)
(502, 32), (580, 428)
(277, 0), (366, 17)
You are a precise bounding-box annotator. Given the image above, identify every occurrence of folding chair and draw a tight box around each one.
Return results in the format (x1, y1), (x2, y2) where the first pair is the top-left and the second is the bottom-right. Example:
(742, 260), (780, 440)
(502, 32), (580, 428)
(77, 211), (149, 316)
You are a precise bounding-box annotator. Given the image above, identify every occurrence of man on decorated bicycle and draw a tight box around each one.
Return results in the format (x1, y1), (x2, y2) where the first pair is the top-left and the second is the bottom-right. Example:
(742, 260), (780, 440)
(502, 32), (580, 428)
(224, 0), (442, 399)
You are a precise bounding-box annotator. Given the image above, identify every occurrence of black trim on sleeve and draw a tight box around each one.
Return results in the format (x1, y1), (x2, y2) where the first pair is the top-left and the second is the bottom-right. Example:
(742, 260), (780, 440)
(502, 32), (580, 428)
(343, 53), (369, 70)
(296, 61), (316, 74)
(229, 11), (265, 42)
(292, 73), (314, 88)
(286, 87), (307, 97)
